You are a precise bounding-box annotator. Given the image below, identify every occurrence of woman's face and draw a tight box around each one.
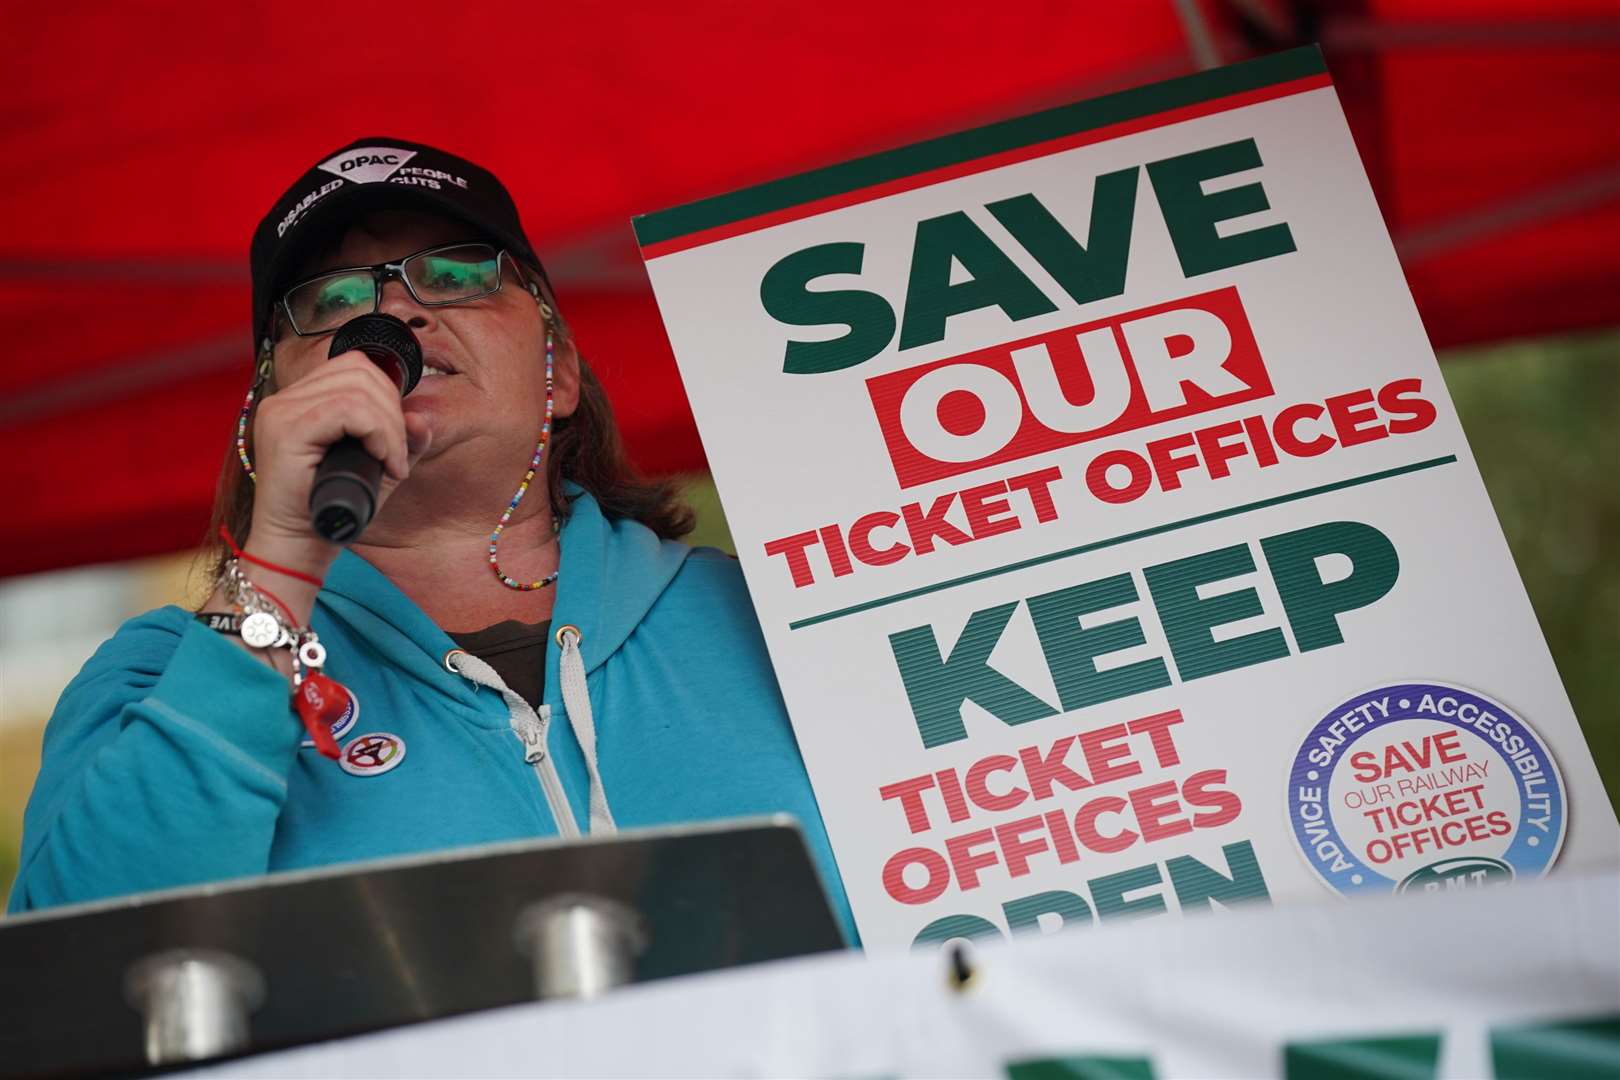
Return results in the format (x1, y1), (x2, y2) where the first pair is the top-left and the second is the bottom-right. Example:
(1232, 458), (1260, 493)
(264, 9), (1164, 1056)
(271, 210), (579, 469)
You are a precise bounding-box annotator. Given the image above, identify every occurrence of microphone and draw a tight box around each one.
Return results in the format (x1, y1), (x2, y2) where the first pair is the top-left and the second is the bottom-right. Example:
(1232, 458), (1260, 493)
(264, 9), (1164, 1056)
(308, 313), (424, 544)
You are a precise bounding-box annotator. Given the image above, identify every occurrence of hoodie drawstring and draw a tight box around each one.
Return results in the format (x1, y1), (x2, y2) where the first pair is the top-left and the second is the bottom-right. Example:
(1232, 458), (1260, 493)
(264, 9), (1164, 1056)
(447, 643), (616, 837)
(556, 626), (616, 834)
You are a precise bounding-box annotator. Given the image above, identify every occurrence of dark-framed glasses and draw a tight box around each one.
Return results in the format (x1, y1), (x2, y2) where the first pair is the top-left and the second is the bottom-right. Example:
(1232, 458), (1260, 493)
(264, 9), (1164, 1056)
(280, 242), (511, 336)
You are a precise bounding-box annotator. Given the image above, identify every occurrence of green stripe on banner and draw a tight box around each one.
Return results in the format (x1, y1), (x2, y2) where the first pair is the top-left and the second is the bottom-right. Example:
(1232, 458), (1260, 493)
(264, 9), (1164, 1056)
(1490, 1015), (1620, 1079)
(1007, 1055), (1156, 1080)
(1283, 1033), (1441, 1079)
(633, 47), (1327, 248)
(787, 454), (1458, 631)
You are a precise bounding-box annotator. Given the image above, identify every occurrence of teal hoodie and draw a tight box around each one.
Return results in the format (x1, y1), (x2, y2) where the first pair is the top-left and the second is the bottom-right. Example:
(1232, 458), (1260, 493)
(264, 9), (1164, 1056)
(9, 492), (854, 941)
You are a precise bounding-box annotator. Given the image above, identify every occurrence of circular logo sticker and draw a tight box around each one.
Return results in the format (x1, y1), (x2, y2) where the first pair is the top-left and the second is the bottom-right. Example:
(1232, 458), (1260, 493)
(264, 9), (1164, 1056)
(302, 685), (359, 748)
(339, 732), (407, 777)
(1287, 682), (1565, 897)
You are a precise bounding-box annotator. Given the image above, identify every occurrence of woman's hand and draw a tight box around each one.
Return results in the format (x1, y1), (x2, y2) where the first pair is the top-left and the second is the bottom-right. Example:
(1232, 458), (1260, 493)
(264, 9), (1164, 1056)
(238, 352), (433, 617)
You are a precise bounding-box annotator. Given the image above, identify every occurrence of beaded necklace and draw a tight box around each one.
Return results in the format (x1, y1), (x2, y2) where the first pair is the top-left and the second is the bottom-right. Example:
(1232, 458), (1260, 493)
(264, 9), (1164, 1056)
(235, 359), (262, 482)
(236, 325), (560, 593)
(487, 325), (558, 590)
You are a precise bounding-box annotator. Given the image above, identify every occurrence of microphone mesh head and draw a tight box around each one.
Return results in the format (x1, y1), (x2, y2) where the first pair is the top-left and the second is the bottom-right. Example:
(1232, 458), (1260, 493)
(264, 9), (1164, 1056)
(329, 313), (424, 395)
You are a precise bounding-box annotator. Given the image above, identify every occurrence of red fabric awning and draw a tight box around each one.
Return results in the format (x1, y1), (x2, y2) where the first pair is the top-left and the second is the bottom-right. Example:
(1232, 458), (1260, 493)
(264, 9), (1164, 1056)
(2, 1), (1616, 578)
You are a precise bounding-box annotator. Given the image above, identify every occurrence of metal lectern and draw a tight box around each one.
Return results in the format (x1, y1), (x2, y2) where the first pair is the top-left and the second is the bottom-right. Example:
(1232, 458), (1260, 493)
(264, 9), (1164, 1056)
(0, 816), (846, 1077)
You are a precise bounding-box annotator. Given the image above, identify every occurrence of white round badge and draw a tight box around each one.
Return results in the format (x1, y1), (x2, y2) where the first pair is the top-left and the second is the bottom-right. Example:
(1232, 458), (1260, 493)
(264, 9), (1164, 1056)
(240, 611), (283, 649)
(339, 732), (407, 777)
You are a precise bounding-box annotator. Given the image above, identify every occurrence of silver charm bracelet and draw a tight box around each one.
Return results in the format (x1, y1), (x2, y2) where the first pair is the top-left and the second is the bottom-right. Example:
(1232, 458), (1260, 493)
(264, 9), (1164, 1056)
(219, 560), (329, 686)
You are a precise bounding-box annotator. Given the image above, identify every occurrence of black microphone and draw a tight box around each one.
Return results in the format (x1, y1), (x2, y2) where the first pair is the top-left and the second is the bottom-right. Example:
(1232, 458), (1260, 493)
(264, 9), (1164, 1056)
(308, 313), (424, 544)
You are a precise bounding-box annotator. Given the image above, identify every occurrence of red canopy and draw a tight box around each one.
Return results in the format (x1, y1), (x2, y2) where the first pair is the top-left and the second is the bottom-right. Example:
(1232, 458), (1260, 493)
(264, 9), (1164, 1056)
(3, 1), (1616, 578)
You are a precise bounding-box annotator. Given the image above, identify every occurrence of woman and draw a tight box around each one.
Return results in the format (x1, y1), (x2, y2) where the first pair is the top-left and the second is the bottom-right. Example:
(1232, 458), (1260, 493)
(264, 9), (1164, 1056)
(9, 138), (853, 940)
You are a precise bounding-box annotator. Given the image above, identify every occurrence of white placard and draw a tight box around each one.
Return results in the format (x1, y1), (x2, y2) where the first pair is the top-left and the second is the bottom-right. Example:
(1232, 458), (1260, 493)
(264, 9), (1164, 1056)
(634, 48), (1618, 949)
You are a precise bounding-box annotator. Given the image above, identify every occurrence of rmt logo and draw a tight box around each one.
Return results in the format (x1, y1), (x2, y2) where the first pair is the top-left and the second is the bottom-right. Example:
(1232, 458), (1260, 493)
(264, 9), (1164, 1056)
(866, 287), (1271, 488)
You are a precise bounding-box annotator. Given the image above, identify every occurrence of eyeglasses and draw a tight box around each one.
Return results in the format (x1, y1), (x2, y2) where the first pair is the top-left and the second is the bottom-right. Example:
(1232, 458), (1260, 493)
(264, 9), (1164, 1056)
(279, 242), (513, 336)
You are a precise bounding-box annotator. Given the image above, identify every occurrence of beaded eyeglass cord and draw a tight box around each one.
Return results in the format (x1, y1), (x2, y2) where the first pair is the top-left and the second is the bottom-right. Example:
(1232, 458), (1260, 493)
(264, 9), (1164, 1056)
(488, 324), (559, 591)
(236, 321), (560, 592)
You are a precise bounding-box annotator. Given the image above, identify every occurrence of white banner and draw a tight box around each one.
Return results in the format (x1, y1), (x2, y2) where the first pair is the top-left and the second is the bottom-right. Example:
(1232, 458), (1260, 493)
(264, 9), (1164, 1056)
(192, 872), (1620, 1079)
(632, 48), (1620, 947)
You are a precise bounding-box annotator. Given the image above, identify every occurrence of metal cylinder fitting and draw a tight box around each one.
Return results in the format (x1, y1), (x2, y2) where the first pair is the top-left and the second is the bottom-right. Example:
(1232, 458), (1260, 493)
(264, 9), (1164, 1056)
(515, 895), (646, 1001)
(124, 948), (265, 1065)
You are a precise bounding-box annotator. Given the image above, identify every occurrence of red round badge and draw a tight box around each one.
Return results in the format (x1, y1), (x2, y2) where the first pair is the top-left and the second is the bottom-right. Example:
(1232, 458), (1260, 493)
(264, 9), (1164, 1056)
(302, 684), (360, 749)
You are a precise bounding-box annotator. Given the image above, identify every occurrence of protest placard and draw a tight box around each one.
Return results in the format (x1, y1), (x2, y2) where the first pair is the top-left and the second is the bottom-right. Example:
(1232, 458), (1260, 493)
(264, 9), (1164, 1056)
(634, 47), (1619, 949)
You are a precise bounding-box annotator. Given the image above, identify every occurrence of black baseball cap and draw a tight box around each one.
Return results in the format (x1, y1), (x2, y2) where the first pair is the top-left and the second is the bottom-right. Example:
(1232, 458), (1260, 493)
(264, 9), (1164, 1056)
(249, 136), (552, 349)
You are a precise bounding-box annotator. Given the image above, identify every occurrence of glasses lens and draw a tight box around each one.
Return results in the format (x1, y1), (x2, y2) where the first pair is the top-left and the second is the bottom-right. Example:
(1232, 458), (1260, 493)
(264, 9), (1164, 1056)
(406, 244), (501, 302)
(285, 272), (375, 334)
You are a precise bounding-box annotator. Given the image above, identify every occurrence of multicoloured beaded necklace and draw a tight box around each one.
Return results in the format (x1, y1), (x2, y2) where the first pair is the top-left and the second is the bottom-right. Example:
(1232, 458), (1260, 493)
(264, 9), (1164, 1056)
(236, 326), (561, 592)
(488, 326), (559, 591)
(234, 354), (265, 483)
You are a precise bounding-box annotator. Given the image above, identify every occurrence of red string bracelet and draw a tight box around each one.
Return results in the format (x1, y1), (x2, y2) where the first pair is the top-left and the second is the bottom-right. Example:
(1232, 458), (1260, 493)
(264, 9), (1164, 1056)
(219, 525), (324, 587)
(249, 576), (298, 625)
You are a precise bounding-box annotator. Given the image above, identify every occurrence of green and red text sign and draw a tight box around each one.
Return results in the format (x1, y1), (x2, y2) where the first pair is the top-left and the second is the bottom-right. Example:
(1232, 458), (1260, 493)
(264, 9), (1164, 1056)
(634, 48), (1618, 949)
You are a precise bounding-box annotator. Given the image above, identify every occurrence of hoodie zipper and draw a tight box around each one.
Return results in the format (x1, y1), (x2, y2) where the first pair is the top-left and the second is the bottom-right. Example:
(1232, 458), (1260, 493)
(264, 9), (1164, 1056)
(511, 702), (580, 840)
(445, 649), (581, 840)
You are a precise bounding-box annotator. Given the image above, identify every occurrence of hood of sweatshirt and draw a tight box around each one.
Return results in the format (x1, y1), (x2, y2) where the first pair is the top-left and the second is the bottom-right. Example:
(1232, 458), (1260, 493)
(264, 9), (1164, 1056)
(314, 486), (692, 710)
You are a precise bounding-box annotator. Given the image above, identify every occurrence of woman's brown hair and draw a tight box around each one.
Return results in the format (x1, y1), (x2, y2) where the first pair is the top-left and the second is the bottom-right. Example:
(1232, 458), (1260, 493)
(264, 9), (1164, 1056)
(203, 280), (694, 588)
